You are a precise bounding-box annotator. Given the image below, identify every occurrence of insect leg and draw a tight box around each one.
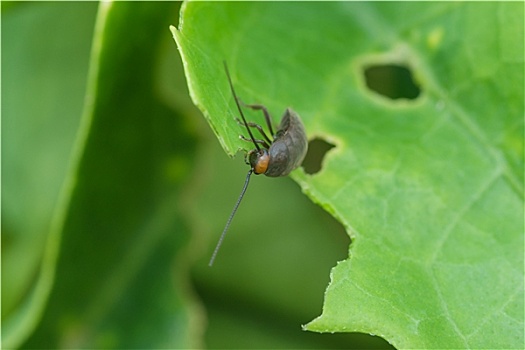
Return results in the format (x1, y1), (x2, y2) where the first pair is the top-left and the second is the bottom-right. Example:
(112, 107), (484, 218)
(239, 102), (275, 137)
(224, 62), (261, 151)
(235, 118), (272, 145)
(239, 134), (270, 149)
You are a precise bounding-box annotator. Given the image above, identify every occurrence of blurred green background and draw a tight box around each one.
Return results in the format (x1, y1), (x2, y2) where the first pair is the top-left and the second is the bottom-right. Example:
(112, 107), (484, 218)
(2, 2), (393, 349)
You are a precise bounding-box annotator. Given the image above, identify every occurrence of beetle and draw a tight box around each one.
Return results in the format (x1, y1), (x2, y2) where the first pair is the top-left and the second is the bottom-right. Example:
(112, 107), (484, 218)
(208, 62), (308, 266)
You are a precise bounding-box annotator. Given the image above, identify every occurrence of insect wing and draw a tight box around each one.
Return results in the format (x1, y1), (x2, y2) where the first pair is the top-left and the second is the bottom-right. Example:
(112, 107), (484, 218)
(265, 108), (308, 177)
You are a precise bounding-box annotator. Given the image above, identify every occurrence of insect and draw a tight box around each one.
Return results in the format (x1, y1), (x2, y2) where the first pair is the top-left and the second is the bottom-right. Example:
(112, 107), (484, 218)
(208, 62), (308, 266)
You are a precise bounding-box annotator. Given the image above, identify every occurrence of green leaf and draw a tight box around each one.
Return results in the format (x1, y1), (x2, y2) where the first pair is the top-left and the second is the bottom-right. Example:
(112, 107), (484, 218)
(3, 2), (202, 348)
(173, 2), (524, 348)
(3, 2), (99, 347)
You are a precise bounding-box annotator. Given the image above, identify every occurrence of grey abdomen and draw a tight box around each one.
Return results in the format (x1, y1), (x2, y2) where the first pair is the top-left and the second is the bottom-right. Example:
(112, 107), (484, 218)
(265, 108), (308, 177)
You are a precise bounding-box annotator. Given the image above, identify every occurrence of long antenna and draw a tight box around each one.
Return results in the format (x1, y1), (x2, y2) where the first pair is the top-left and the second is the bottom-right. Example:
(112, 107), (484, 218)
(209, 169), (253, 266)
(223, 61), (260, 151)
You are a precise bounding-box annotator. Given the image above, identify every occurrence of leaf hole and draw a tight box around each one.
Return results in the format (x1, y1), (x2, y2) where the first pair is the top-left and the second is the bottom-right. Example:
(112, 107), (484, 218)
(364, 64), (421, 100)
(302, 138), (336, 175)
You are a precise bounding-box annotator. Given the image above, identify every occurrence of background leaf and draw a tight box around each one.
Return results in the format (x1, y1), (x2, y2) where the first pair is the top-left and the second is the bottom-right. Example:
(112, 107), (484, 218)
(3, 2), (99, 346)
(174, 2), (524, 349)
(3, 2), (203, 348)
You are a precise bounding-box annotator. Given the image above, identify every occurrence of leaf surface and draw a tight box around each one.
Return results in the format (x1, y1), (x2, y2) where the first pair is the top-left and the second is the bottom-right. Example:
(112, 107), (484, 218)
(173, 2), (524, 348)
